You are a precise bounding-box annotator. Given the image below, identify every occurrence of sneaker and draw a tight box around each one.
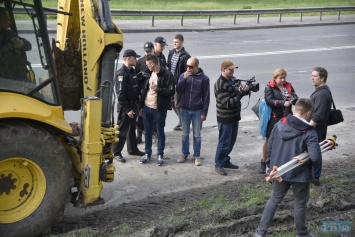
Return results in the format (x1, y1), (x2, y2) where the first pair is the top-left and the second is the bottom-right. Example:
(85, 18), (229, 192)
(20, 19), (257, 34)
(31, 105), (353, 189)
(114, 155), (126, 163)
(224, 162), (239, 169)
(173, 124), (182, 131)
(157, 155), (164, 166)
(194, 157), (202, 166)
(177, 154), (188, 163)
(259, 161), (266, 174)
(313, 178), (320, 186)
(140, 154), (151, 164)
(215, 167), (227, 176)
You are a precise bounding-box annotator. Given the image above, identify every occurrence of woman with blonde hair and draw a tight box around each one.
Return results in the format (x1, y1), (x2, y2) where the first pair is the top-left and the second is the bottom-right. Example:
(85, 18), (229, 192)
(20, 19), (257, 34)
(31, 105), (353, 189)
(259, 68), (298, 174)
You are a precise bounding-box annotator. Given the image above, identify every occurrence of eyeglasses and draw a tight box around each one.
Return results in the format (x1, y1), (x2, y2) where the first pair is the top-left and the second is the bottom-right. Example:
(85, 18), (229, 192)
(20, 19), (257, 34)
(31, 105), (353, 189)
(186, 65), (194, 69)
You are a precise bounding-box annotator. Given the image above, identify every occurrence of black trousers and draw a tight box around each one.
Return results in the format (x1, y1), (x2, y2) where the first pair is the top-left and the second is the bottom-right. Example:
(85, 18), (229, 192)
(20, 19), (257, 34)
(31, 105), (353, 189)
(113, 106), (139, 155)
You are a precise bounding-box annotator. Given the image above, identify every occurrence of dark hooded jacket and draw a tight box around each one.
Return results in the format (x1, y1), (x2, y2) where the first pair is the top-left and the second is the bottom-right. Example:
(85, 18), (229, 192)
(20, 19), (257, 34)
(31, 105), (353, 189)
(267, 114), (322, 183)
(176, 68), (210, 117)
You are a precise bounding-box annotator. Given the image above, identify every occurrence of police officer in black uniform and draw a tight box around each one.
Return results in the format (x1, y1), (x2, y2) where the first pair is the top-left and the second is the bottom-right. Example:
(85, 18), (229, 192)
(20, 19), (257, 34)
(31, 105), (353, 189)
(113, 49), (145, 163)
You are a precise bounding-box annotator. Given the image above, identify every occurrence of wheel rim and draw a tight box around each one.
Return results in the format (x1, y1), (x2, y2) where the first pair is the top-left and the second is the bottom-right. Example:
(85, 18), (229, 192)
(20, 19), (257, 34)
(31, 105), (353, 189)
(0, 157), (46, 223)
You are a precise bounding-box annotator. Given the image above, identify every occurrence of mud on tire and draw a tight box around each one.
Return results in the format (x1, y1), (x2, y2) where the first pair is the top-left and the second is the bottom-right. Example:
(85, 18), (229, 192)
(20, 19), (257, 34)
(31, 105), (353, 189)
(0, 119), (73, 237)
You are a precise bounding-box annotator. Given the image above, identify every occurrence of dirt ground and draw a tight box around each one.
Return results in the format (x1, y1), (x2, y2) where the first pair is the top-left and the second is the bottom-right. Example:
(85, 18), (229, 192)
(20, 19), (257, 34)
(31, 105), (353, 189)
(49, 107), (355, 237)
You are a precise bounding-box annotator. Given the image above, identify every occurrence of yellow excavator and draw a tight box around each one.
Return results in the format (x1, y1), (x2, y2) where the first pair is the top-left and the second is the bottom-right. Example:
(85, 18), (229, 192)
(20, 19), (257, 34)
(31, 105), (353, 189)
(0, 0), (123, 236)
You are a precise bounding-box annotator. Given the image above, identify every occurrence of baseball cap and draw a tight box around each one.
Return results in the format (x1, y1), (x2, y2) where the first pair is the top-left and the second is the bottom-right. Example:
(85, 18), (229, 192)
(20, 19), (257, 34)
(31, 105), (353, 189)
(154, 36), (168, 46)
(221, 60), (239, 70)
(143, 42), (154, 51)
(123, 49), (141, 58)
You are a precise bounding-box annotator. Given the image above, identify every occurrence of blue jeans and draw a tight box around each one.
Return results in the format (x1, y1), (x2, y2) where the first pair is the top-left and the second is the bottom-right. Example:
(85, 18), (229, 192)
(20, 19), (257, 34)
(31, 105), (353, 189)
(142, 105), (167, 156)
(214, 121), (239, 168)
(180, 108), (202, 157)
(256, 181), (310, 237)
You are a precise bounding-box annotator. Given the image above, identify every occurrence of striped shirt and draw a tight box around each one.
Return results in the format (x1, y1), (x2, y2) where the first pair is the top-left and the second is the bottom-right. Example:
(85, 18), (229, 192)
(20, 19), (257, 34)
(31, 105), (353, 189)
(170, 51), (180, 74)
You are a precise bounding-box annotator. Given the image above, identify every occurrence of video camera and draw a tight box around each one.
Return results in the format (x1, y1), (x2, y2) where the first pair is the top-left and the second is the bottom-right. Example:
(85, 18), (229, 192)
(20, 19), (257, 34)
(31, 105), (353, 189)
(233, 76), (259, 93)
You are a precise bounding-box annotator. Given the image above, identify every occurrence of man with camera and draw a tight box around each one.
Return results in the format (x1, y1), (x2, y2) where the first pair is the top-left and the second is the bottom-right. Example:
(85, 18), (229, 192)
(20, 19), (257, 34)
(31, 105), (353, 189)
(214, 60), (251, 176)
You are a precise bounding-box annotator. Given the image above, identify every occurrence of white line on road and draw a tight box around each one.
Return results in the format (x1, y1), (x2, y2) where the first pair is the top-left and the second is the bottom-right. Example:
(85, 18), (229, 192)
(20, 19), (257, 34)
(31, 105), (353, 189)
(197, 45), (355, 59)
(31, 45), (355, 67)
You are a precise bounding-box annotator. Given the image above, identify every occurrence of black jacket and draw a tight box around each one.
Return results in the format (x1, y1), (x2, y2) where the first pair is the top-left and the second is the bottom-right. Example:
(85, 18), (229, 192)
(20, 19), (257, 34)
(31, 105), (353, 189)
(139, 66), (175, 112)
(115, 64), (140, 115)
(310, 85), (332, 128)
(264, 80), (298, 121)
(155, 52), (167, 69)
(167, 47), (191, 84)
(267, 115), (322, 183)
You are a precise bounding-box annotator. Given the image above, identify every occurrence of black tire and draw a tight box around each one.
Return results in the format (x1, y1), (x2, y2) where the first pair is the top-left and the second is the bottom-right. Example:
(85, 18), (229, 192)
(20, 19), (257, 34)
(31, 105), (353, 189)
(0, 119), (73, 237)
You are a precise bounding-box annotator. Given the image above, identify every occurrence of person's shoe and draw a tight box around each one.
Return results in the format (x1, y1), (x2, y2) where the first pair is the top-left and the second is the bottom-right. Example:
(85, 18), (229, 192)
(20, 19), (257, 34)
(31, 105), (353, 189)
(194, 157), (202, 166)
(215, 167), (227, 176)
(224, 163), (239, 169)
(114, 155), (126, 163)
(173, 124), (182, 131)
(129, 150), (145, 156)
(259, 161), (266, 174)
(313, 178), (320, 186)
(177, 154), (188, 163)
(140, 154), (151, 164)
(157, 155), (164, 166)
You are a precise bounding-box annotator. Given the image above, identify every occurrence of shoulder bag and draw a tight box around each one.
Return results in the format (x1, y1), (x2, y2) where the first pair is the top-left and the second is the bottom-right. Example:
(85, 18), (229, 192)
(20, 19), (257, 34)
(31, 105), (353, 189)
(252, 92), (264, 119)
(327, 90), (344, 126)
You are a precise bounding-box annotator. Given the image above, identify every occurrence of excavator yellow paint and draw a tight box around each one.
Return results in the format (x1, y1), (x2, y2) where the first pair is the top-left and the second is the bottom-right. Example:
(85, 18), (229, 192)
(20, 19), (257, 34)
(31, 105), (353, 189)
(0, 92), (72, 133)
(0, 157), (46, 223)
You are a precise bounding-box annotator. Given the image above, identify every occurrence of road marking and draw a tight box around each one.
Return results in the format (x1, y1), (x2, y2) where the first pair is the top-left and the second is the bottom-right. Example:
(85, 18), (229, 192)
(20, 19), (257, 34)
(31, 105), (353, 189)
(197, 45), (355, 59)
(31, 45), (355, 67)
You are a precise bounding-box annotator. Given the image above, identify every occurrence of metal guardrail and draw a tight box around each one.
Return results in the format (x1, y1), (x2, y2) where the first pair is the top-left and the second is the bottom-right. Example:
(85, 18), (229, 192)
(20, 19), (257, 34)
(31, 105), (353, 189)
(111, 7), (355, 26)
(13, 6), (355, 27)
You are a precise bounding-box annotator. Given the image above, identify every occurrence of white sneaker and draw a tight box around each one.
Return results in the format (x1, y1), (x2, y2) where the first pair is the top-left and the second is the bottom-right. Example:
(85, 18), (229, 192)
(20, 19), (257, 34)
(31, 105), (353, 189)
(194, 157), (201, 166)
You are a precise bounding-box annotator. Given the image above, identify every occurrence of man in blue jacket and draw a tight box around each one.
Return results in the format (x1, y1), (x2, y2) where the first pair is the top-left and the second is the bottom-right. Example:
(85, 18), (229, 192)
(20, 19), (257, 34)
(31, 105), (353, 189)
(175, 57), (210, 166)
(256, 98), (322, 237)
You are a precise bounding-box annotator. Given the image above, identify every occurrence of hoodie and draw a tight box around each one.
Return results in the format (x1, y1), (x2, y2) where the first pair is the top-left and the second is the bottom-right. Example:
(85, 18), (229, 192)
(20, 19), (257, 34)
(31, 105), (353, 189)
(267, 114), (322, 183)
(176, 68), (210, 117)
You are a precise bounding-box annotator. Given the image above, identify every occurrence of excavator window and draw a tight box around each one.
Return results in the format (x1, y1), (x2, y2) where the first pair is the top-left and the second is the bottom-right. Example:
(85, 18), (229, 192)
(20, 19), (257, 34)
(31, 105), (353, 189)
(0, 1), (60, 105)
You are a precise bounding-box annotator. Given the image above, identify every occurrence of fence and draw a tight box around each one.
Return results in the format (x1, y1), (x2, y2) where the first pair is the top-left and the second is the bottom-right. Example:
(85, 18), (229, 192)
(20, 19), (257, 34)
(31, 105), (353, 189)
(110, 7), (355, 26)
(14, 6), (355, 27)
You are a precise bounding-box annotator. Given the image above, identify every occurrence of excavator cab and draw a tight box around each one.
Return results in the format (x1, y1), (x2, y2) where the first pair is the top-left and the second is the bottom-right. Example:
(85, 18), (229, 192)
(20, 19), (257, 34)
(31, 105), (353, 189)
(0, 1), (123, 236)
(0, 1), (61, 108)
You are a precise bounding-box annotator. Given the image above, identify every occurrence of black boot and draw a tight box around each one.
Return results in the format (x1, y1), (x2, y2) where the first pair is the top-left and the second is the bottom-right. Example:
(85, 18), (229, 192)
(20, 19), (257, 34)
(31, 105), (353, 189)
(259, 161), (266, 174)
